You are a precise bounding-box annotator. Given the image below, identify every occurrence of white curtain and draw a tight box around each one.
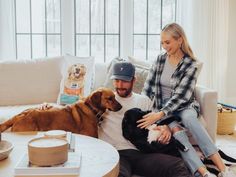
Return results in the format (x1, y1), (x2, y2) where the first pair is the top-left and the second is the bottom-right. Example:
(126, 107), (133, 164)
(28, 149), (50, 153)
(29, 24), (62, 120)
(176, 0), (229, 103)
(0, 0), (15, 60)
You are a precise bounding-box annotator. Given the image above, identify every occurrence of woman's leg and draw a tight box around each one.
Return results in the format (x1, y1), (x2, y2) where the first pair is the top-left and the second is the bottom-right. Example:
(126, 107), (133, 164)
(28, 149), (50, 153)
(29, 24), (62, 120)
(169, 121), (208, 176)
(177, 108), (226, 171)
(176, 108), (217, 157)
(209, 153), (226, 171)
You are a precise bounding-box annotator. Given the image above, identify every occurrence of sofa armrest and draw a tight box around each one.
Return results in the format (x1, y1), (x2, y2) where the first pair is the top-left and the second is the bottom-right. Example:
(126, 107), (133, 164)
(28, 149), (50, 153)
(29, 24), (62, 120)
(195, 85), (218, 142)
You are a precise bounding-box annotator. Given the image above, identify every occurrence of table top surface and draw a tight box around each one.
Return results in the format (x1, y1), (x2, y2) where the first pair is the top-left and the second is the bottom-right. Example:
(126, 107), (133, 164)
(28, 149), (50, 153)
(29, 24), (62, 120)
(0, 132), (119, 177)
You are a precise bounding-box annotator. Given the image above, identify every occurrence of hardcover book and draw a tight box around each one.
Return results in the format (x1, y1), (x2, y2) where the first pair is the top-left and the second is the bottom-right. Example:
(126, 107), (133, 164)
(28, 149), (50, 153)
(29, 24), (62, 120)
(14, 152), (81, 177)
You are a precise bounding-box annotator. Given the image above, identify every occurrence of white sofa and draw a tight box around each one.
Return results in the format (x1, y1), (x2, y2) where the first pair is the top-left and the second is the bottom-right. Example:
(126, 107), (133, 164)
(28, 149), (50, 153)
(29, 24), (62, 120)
(0, 56), (217, 142)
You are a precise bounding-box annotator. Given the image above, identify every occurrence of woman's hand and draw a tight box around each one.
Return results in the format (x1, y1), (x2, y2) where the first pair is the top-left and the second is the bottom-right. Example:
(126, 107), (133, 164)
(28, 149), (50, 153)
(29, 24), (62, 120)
(154, 125), (171, 144)
(137, 111), (165, 129)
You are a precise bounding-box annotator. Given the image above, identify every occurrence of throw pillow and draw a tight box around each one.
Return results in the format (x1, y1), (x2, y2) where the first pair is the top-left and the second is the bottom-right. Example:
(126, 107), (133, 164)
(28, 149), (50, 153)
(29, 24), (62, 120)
(57, 55), (95, 105)
(128, 56), (151, 69)
(103, 56), (151, 94)
(127, 56), (151, 94)
(132, 66), (150, 94)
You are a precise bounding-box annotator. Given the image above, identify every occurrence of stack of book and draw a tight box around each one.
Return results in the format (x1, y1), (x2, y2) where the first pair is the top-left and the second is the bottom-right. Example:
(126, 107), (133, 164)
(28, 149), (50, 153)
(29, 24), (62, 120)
(14, 132), (79, 177)
(14, 152), (81, 177)
(65, 131), (76, 152)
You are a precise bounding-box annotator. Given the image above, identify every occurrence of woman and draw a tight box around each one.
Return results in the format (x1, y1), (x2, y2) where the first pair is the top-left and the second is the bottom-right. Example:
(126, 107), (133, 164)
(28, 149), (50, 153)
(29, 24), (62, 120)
(138, 23), (235, 177)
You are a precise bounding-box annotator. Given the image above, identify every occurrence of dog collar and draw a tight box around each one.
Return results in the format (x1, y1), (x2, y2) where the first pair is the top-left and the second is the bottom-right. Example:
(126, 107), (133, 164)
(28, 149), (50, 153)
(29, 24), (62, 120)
(84, 101), (104, 126)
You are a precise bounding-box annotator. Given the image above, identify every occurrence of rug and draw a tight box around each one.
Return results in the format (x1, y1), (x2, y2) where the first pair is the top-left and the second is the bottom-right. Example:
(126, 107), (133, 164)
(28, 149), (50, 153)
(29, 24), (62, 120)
(231, 165), (236, 173)
(216, 132), (236, 174)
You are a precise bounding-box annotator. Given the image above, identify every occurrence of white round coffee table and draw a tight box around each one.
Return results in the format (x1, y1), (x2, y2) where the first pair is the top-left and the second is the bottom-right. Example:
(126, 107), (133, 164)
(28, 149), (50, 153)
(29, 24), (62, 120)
(0, 132), (119, 177)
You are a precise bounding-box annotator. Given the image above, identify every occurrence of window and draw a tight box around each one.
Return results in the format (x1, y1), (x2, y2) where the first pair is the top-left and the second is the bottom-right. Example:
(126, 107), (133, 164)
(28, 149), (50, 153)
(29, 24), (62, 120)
(15, 0), (61, 59)
(13, 0), (176, 62)
(133, 0), (176, 61)
(75, 0), (120, 62)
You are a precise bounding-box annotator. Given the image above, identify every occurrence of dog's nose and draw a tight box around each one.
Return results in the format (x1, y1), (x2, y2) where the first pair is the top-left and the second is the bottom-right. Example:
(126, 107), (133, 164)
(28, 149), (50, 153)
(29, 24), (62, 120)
(75, 68), (80, 73)
(116, 103), (122, 111)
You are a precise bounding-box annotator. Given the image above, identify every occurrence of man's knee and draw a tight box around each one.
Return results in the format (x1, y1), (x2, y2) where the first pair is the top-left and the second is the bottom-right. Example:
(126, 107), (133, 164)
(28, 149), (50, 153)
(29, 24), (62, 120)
(119, 168), (131, 177)
(172, 160), (192, 177)
(119, 157), (132, 177)
(150, 159), (191, 177)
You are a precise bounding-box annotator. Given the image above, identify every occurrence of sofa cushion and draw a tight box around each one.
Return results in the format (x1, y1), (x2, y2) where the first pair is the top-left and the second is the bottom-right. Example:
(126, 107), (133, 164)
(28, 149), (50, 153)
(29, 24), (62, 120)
(57, 55), (95, 104)
(128, 56), (151, 68)
(0, 104), (42, 124)
(0, 103), (62, 125)
(127, 56), (151, 94)
(92, 62), (108, 91)
(0, 57), (63, 106)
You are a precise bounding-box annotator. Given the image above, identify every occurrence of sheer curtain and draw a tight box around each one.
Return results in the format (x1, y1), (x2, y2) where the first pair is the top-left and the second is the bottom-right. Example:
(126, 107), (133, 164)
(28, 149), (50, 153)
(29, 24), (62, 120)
(177, 0), (229, 103)
(0, 0), (15, 60)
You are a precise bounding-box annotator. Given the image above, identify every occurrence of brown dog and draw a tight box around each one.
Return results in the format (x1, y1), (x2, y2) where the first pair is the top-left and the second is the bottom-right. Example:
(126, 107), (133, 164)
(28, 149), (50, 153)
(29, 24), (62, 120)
(0, 88), (122, 137)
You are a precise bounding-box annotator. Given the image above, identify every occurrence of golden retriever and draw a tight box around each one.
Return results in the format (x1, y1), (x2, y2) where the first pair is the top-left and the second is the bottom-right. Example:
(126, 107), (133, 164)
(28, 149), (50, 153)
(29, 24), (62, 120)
(0, 88), (122, 137)
(64, 63), (87, 97)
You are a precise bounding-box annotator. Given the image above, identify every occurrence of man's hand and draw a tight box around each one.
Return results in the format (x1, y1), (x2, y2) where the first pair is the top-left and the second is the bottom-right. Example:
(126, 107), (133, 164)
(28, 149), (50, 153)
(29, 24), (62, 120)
(154, 125), (171, 144)
(137, 111), (165, 129)
(39, 102), (53, 110)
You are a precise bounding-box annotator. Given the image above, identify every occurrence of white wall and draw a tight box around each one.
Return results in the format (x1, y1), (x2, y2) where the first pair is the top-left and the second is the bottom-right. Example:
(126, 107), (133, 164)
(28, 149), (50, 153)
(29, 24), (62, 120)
(226, 0), (236, 105)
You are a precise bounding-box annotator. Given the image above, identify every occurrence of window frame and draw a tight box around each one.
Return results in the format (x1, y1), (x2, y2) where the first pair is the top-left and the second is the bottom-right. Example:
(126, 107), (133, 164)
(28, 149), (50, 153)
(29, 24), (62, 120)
(13, 0), (176, 62)
(14, 0), (62, 59)
(132, 0), (177, 61)
(74, 0), (121, 62)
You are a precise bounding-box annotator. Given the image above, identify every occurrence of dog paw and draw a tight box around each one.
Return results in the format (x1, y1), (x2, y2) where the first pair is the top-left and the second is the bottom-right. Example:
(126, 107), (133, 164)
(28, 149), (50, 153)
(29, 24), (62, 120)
(147, 124), (161, 143)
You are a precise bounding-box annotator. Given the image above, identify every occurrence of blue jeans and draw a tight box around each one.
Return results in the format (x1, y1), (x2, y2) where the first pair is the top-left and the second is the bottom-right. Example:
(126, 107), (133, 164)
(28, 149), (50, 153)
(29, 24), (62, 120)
(164, 107), (218, 176)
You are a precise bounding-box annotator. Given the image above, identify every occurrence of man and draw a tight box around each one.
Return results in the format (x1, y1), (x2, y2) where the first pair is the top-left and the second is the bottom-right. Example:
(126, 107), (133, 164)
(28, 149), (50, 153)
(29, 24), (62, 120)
(98, 61), (192, 177)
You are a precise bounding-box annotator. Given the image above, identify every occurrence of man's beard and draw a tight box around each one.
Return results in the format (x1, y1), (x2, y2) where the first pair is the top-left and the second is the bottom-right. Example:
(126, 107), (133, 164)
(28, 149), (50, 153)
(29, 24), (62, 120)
(115, 87), (132, 97)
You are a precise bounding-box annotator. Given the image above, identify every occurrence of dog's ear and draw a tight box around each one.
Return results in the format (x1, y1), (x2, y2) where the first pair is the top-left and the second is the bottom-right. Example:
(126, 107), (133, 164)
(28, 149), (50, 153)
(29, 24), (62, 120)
(68, 65), (72, 73)
(67, 65), (73, 77)
(143, 110), (151, 116)
(80, 65), (87, 75)
(90, 91), (102, 107)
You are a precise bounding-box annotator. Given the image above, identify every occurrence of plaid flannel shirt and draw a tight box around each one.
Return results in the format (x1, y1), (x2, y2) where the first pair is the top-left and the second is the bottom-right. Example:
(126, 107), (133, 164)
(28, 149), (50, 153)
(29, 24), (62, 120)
(142, 53), (200, 116)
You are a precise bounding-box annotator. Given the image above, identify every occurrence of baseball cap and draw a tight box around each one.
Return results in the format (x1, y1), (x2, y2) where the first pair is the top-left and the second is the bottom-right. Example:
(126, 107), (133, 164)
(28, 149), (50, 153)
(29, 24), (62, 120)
(110, 62), (135, 81)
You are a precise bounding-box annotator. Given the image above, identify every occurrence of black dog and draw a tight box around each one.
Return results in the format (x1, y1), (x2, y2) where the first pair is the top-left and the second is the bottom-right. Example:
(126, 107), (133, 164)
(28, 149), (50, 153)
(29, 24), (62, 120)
(122, 108), (188, 157)
(122, 108), (236, 176)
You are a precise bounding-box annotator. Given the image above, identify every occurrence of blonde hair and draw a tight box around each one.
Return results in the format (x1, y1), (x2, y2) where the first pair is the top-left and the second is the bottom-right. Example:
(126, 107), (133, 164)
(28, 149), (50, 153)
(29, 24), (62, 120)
(162, 23), (196, 60)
